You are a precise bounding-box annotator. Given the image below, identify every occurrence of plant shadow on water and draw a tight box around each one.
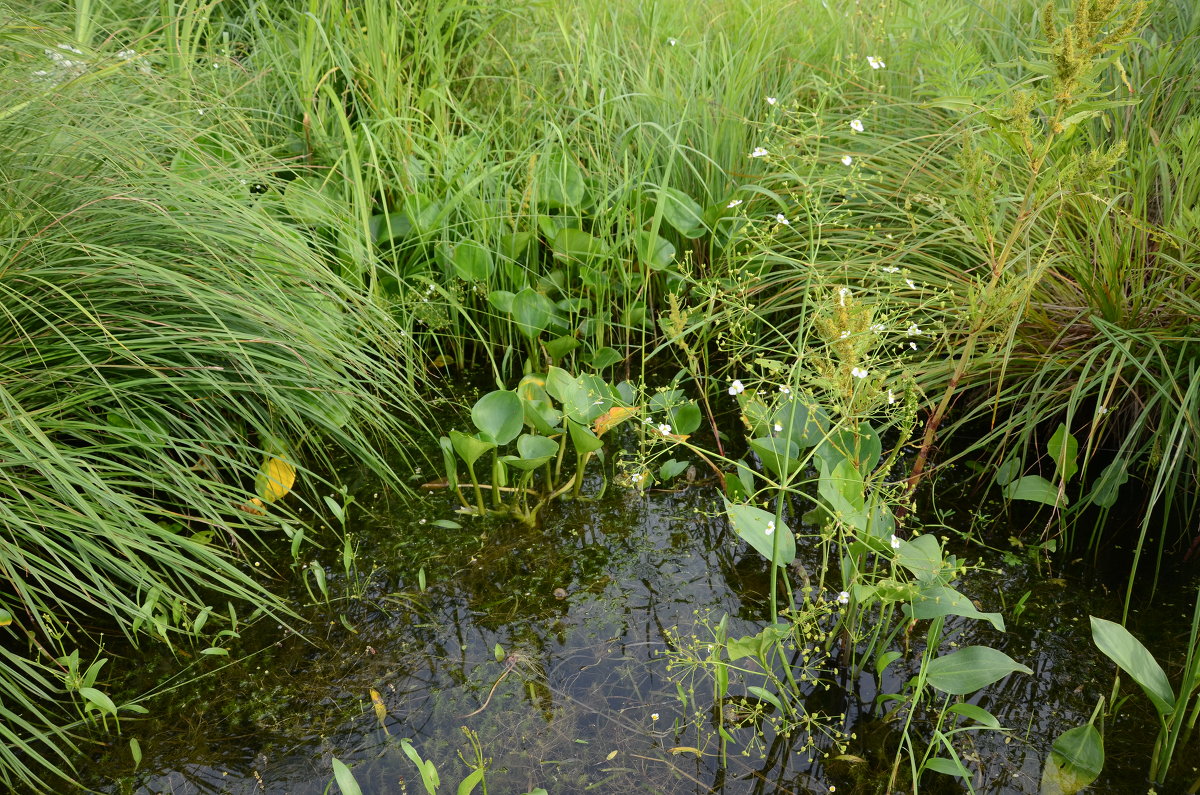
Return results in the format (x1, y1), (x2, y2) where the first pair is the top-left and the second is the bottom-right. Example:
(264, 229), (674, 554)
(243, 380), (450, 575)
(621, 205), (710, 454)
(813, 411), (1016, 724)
(80, 473), (1187, 795)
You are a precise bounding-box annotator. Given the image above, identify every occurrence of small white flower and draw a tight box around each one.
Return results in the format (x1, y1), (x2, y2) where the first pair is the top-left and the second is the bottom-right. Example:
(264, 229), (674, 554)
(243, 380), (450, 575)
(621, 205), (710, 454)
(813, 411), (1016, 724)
(890, 534), (902, 550)
(882, 266), (900, 273)
(850, 119), (864, 133)
(728, 379), (745, 396)
(765, 521), (776, 536)
(837, 591), (850, 605)
(887, 389), (896, 405)
(667, 38), (678, 46)
(631, 471), (645, 484)
(906, 323), (921, 336)
(867, 55), (886, 70)
(839, 330), (850, 339)
(651, 712), (660, 720)
(870, 323), (885, 333)
(905, 279), (917, 289)
(779, 385), (791, 395)
(658, 423), (672, 436)
(773, 423), (783, 433)
(726, 198), (743, 208)
(841, 154), (854, 166)
(751, 147), (769, 158)
(766, 96), (777, 105)
(1097, 405), (1109, 416)
(838, 287), (850, 306)
(909, 341), (918, 350)
(851, 366), (869, 379)
(775, 213), (790, 225)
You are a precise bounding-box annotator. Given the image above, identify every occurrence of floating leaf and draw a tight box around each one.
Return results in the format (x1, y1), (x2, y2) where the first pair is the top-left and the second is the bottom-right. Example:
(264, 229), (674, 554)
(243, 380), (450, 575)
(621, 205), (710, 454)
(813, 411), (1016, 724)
(925, 646), (1032, 695)
(1040, 723), (1104, 795)
(369, 688), (389, 732)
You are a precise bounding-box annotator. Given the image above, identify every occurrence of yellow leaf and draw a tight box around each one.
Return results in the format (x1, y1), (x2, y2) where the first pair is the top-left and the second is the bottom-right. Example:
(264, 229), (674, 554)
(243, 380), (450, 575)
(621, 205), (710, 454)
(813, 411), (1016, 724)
(593, 406), (640, 436)
(369, 688), (389, 733)
(668, 746), (703, 757)
(255, 455), (296, 503)
(605, 750), (618, 761)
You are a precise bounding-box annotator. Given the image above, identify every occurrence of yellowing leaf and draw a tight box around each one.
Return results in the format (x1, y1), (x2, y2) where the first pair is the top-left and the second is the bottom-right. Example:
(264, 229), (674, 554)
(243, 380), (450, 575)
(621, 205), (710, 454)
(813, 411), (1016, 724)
(255, 456), (296, 503)
(593, 406), (640, 436)
(369, 688), (389, 733)
(0, 609), (12, 627)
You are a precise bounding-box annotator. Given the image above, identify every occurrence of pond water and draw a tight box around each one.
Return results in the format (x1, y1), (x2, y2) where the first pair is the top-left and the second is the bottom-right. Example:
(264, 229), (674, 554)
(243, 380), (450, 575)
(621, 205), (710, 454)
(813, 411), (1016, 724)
(80, 466), (1194, 794)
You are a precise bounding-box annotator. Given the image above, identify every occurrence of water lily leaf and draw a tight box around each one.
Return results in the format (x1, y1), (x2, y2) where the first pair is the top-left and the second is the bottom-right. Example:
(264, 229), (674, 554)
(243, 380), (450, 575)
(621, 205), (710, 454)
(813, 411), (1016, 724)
(1040, 723), (1104, 795)
(471, 390), (524, 445)
(1048, 424), (1079, 483)
(925, 646), (1032, 695)
(255, 455), (296, 503)
(1089, 616), (1175, 716)
(723, 499), (795, 566)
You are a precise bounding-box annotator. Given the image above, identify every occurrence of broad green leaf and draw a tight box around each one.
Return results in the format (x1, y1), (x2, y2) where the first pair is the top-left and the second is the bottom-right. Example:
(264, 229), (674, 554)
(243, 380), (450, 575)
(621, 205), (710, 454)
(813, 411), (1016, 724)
(923, 756), (970, 779)
(452, 240), (494, 281)
(283, 176), (341, 225)
(588, 347), (622, 370)
(818, 457), (866, 516)
(1048, 424), (1079, 483)
(78, 687), (117, 715)
(1003, 475), (1065, 506)
(770, 400), (828, 449)
(510, 288), (554, 339)
(1089, 616), (1175, 716)
(370, 211), (413, 243)
(129, 737), (142, 770)
(1040, 723), (1104, 795)
(669, 401), (702, 435)
(658, 458), (690, 481)
(487, 289), (515, 314)
(909, 586), (1005, 631)
(1089, 460), (1129, 509)
(723, 499), (795, 566)
(658, 187), (707, 238)
(636, 230), (676, 270)
(552, 227), (606, 261)
(566, 419), (604, 454)
(458, 768), (486, 795)
(471, 390), (524, 445)
(749, 436), (800, 479)
(517, 433), (558, 461)
(535, 151), (586, 208)
(925, 646), (1032, 695)
(896, 534), (945, 582)
(994, 456), (1021, 487)
(438, 436), (459, 490)
(449, 430), (496, 468)
(543, 335), (579, 359)
(946, 702), (1001, 730)
(331, 758), (363, 795)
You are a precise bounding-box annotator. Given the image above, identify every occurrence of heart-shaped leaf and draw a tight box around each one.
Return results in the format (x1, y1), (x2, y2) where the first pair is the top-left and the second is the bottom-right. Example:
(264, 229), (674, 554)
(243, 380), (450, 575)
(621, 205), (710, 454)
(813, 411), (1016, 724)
(471, 390), (524, 445)
(511, 288), (555, 339)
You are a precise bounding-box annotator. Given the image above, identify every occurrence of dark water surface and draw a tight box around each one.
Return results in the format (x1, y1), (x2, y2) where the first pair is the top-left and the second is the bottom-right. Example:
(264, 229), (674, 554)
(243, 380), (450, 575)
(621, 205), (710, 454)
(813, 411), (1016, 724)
(80, 473), (1195, 795)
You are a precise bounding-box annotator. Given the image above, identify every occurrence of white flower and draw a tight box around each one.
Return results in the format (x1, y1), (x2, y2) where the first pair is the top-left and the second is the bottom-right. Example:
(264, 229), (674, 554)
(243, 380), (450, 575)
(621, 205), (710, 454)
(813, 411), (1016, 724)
(870, 323), (885, 332)
(773, 423), (783, 433)
(850, 119), (864, 133)
(1097, 405), (1109, 416)
(841, 154), (854, 166)
(775, 213), (790, 225)
(658, 423), (672, 436)
(905, 279), (917, 289)
(836, 591), (850, 605)
(651, 712), (660, 720)
(667, 37), (678, 46)
(909, 341), (918, 350)
(867, 55), (886, 69)
(838, 287), (850, 306)
(906, 323), (921, 336)
(765, 521), (776, 536)
(890, 534), (902, 550)
(766, 96), (777, 105)
(751, 147), (769, 158)
(728, 379), (745, 396)
(887, 389), (896, 405)
(882, 266), (900, 273)
(779, 386), (791, 396)
(726, 198), (743, 208)
(839, 330), (850, 339)
(631, 471), (645, 484)
(851, 367), (869, 379)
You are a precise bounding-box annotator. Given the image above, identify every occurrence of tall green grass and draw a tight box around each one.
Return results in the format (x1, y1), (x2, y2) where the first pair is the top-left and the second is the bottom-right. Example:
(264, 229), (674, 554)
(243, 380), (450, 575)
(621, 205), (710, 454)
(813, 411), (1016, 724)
(0, 16), (420, 788)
